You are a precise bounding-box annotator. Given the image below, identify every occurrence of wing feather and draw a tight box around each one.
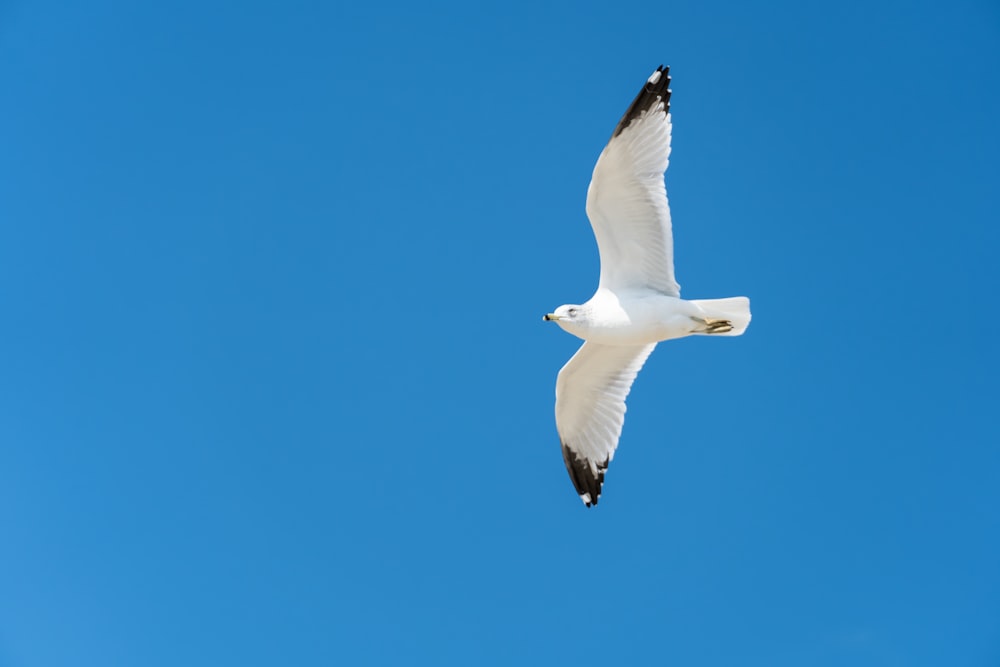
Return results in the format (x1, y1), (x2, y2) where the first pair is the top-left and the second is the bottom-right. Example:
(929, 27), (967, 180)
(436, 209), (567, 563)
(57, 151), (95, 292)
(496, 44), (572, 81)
(555, 342), (656, 507)
(585, 65), (679, 296)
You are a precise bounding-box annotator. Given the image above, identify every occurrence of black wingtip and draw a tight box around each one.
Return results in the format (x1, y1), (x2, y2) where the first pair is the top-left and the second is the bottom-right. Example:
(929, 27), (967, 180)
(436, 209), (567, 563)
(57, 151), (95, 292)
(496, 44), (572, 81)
(561, 444), (608, 508)
(610, 64), (672, 140)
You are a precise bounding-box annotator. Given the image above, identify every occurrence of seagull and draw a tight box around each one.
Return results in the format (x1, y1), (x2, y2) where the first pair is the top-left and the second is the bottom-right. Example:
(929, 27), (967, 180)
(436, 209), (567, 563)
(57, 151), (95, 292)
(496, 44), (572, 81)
(544, 65), (751, 507)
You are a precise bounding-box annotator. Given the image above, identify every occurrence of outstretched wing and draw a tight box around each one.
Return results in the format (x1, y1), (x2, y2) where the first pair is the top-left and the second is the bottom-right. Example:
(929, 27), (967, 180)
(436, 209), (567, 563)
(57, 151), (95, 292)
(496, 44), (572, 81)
(555, 342), (656, 507)
(585, 65), (679, 296)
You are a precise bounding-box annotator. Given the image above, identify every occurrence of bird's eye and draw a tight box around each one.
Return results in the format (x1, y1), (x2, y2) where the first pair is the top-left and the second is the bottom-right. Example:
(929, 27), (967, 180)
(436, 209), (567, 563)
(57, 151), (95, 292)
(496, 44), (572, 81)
(568, 308), (578, 317)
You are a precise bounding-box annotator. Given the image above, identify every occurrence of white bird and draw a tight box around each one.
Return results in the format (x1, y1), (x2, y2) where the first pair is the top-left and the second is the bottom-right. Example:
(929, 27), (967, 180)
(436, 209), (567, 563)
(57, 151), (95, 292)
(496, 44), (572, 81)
(544, 65), (751, 507)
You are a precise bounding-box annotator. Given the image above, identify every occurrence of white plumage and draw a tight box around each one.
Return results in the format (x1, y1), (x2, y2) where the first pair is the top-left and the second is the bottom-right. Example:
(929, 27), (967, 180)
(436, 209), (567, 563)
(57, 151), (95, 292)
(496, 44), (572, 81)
(586, 69), (678, 297)
(544, 66), (751, 507)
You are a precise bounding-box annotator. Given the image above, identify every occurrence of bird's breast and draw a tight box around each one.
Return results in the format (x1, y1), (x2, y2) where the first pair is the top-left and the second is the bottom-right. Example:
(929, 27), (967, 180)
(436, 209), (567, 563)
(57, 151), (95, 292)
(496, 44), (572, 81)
(571, 293), (699, 345)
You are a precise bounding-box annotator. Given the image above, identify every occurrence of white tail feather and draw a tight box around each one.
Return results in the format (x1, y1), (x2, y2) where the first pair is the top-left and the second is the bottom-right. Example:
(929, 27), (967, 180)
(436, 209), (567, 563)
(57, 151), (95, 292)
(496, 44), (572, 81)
(690, 297), (751, 336)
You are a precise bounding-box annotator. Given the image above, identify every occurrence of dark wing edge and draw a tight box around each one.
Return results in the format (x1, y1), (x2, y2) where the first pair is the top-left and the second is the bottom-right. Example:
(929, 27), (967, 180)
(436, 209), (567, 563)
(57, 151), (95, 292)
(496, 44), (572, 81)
(561, 443), (609, 508)
(610, 65), (671, 140)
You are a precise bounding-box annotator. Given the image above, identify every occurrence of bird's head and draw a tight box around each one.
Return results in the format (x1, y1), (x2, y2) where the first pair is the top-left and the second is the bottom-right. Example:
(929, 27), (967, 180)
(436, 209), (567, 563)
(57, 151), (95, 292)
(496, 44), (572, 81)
(543, 304), (582, 327)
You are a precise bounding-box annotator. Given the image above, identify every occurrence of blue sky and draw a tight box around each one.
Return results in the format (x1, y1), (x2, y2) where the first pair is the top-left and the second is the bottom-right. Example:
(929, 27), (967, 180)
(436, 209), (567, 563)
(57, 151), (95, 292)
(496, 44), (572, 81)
(1, 0), (998, 665)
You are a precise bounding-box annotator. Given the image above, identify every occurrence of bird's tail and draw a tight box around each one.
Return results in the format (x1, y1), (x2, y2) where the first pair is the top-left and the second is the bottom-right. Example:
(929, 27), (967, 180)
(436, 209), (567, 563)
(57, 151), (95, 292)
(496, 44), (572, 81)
(690, 297), (751, 336)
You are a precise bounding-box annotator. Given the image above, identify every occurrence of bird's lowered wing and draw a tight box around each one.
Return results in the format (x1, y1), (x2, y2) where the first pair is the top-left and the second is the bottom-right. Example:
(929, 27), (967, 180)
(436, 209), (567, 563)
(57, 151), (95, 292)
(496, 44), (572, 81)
(555, 341), (656, 506)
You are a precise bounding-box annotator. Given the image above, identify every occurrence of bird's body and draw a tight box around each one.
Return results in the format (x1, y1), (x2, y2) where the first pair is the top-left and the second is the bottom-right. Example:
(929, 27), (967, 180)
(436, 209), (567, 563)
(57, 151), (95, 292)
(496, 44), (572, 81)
(548, 289), (748, 346)
(545, 65), (751, 507)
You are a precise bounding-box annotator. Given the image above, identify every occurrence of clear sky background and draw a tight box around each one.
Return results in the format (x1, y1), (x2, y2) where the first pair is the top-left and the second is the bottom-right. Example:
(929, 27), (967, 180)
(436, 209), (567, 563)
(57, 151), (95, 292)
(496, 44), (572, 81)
(1, 1), (998, 665)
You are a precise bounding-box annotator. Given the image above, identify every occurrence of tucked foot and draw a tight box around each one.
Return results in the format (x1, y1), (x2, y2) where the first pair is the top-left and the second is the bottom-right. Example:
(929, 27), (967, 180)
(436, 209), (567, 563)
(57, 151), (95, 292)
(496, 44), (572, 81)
(701, 318), (734, 334)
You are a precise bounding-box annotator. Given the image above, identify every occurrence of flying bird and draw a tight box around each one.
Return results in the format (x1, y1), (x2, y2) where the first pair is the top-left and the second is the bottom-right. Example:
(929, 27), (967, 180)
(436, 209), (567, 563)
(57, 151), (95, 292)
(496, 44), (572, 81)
(544, 65), (751, 507)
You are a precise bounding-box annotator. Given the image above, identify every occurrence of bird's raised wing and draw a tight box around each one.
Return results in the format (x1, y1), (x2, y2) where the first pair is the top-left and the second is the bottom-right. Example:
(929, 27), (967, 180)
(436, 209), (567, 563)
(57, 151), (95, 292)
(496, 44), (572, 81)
(585, 65), (679, 296)
(555, 341), (656, 507)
